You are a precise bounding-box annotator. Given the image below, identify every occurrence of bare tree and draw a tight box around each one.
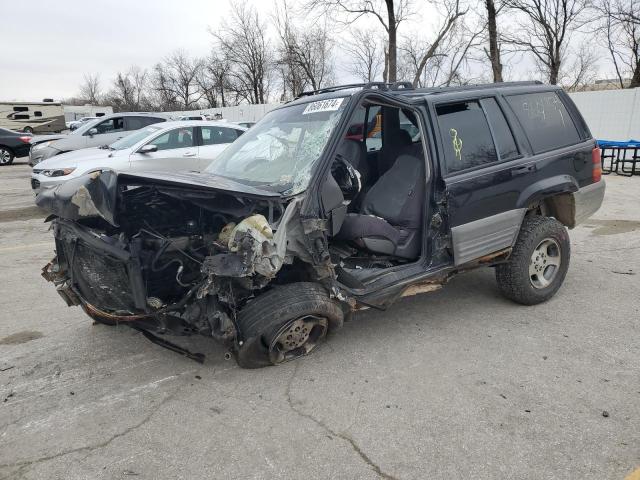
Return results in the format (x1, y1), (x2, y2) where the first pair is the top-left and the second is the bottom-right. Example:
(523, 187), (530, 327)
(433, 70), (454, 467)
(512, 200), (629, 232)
(344, 29), (385, 81)
(108, 72), (137, 111)
(503, 0), (591, 85)
(399, 13), (482, 87)
(306, 0), (413, 83)
(128, 66), (149, 110)
(274, 1), (334, 98)
(409, 0), (468, 87)
(153, 51), (203, 109)
(598, 0), (640, 88)
(485, 0), (503, 82)
(212, 3), (272, 104)
(198, 53), (233, 108)
(561, 41), (599, 90)
(79, 73), (101, 104)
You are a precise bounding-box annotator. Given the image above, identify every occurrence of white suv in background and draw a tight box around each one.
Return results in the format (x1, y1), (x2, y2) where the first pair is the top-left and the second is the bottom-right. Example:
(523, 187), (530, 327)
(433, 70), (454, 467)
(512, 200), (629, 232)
(29, 112), (172, 165)
(31, 120), (246, 193)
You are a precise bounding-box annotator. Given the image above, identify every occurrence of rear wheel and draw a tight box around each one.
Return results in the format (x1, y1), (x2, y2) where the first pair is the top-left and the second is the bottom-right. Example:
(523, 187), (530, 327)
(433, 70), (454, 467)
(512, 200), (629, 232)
(23, 126), (33, 134)
(0, 147), (14, 165)
(235, 282), (344, 368)
(496, 215), (570, 305)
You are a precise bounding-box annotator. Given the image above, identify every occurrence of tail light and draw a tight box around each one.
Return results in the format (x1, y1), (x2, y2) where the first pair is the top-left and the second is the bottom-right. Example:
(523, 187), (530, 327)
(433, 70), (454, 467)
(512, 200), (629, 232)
(592, 147), (602, 183)
(19, 136), (31, 144)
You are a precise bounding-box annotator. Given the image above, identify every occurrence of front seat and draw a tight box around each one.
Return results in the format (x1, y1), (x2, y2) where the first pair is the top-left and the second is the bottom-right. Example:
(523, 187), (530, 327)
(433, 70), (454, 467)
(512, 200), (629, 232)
(336, 153), (425, 260)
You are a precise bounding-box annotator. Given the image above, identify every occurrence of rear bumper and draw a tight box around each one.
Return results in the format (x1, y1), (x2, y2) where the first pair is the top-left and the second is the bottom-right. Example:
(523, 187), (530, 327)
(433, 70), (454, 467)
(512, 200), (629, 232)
(573, 179), (605, 225)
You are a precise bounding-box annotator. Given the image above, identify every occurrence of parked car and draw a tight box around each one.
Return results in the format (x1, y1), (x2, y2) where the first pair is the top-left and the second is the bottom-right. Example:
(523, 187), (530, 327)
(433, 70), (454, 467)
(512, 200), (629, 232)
(29, 112), (171, 166)
(68, 117), (98, 131)
(31, 121), (246, 193)
(37, 81), (605, 368)
(0, 128), (32, 165)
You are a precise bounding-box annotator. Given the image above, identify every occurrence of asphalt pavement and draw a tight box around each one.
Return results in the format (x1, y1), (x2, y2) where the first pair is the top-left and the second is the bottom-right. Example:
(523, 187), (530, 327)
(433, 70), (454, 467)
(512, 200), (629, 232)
(1, 158), (639, 480)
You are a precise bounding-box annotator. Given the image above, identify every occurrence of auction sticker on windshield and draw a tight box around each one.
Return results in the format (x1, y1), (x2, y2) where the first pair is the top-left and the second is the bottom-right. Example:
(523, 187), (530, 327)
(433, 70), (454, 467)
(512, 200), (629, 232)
(302, 98), (344, 115)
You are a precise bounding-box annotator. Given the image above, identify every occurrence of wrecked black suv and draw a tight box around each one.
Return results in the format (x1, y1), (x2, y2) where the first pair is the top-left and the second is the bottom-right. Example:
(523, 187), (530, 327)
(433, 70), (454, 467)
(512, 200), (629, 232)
(38, 81), (605, 368)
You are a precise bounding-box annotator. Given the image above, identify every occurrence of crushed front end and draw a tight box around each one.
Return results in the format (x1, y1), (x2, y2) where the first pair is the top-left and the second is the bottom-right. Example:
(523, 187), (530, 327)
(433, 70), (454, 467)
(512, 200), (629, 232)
(38, 170), (332, 362)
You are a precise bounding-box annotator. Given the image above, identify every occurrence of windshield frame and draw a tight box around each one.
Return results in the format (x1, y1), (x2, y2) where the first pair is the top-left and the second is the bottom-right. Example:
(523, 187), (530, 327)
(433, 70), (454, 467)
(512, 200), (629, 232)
(203, 95), (354, 195)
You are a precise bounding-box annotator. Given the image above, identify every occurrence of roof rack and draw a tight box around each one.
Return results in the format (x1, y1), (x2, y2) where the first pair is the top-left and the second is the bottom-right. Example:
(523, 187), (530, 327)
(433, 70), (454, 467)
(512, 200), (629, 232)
(295, 81), (416, 99)
(409, 81), (544, 95)
(294, 80), (541, 100)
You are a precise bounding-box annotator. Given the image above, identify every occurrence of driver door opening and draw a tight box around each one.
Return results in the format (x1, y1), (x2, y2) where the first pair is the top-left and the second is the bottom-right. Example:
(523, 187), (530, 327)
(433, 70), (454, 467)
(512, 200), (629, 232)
(323, 98), (431, 290)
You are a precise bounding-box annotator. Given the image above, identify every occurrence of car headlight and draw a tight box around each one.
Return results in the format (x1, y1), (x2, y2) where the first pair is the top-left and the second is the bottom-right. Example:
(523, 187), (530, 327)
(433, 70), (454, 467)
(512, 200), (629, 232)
(41, 168), (76, 177)
(33, 141), (52, 151)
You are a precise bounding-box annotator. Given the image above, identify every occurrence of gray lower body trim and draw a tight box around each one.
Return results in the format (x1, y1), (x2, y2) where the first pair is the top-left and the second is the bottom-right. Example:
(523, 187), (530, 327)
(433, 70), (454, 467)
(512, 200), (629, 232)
(451, 209), (526, 266)
(573, 179), (605, 226)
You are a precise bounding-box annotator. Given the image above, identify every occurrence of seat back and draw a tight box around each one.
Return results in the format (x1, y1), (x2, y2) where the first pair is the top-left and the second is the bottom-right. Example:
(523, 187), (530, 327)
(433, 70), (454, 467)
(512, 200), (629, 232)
(361, 153), (425, 230)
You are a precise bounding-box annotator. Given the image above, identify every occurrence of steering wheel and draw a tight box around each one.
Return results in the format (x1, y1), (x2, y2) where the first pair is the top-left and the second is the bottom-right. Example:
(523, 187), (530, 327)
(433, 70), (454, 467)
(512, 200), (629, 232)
(331, 155), (362, 203)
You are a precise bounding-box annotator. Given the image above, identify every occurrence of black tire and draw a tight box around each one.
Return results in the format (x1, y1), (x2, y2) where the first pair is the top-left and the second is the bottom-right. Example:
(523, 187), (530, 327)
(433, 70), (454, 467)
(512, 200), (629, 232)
(0, 147), (14, 166)
(496, 215), (570, 305)
(235, 282), (344, 368)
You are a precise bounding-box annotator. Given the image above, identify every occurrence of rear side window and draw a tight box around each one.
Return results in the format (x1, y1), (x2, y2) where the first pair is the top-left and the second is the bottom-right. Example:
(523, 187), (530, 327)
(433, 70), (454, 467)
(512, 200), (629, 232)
(201, 126), (238, 145)
(436, 101), (498, 174)
(506, 92), (580, 153)
(126, 116), (164, 130)
(34, 111), (43, 117)
(480, 98), (519, 161)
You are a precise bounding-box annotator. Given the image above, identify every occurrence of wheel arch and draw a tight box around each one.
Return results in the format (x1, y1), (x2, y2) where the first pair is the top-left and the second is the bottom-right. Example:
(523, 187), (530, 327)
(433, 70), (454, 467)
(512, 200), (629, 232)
(517, 175), (580, 229)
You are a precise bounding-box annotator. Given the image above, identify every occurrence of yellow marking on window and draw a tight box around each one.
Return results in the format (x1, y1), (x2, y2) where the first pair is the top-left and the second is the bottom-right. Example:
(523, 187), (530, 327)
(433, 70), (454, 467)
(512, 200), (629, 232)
(450, 128), (463, 161)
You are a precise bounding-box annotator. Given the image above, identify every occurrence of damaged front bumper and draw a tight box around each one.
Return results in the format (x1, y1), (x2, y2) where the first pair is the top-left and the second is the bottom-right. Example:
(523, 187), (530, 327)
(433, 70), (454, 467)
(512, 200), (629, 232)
(38, 170), (335, 362)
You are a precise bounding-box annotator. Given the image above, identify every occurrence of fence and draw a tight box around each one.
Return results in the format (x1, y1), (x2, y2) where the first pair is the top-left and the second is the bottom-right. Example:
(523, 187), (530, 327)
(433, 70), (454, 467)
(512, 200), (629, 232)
(568, 88), (640, 141)
(172, 88), (640, 141)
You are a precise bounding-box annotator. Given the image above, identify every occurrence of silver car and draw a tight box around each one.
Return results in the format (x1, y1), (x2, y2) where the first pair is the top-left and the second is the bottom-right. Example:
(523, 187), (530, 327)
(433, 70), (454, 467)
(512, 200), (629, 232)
(29, 112), (171, 165)
(31, 120), (246, 194)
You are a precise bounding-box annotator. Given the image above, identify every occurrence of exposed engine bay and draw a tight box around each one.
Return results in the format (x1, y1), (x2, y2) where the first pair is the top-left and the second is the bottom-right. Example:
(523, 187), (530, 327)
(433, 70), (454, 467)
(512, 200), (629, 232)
(39, 170), (334, 362)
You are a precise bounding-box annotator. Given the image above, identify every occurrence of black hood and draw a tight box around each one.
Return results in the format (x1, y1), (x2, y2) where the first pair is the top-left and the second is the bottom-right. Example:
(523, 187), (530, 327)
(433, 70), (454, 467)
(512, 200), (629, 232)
(36, 169), (281, 227)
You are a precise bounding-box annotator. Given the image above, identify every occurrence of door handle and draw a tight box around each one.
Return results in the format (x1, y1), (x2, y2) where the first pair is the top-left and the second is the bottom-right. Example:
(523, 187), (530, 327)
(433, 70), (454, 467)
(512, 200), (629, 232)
(183, 152), (196, 157)
(512, 164), (536, 176)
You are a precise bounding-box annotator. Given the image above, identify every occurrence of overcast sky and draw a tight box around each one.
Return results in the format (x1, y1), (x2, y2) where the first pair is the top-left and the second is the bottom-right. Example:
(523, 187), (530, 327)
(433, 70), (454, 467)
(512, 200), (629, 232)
(1, 0), (239, 101)
(1, 0), (611, 102)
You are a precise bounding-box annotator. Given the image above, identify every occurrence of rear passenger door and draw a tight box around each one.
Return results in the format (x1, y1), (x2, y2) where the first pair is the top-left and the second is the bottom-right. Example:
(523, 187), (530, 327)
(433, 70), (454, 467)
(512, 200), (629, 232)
(434, 97), (528, 266)
(435, 91), (590, 266)
(198, 126), (242, 170)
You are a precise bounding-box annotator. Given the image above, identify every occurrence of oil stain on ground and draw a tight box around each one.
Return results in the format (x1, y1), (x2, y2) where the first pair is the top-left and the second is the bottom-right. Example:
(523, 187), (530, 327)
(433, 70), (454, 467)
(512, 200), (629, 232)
(0, 206), (47, 223)
(0, 330), (44, 345)
(584, 219), (640, 236)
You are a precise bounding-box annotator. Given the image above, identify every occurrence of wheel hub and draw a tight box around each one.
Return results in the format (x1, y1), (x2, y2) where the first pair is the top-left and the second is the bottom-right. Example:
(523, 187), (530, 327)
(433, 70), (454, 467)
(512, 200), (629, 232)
(269, 315), (328, 364)
(529, 238), (561, 289)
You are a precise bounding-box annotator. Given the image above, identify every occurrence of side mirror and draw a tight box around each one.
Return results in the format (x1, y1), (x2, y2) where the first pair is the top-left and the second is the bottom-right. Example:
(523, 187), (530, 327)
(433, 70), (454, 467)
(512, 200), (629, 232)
(87, 128), (98, 137)
(138, 144), (158, 154)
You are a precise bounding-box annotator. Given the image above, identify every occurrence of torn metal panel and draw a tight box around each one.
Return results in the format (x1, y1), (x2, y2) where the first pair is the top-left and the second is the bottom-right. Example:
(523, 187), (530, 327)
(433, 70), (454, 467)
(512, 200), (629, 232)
(36, 170), (119, 226)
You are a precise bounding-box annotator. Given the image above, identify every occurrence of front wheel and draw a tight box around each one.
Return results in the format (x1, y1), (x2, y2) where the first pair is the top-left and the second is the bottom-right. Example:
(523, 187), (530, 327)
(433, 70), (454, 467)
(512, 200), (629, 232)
(0, 147), (14, 165)
(235, 282), (344, 368)
(496, 215), (570, 305)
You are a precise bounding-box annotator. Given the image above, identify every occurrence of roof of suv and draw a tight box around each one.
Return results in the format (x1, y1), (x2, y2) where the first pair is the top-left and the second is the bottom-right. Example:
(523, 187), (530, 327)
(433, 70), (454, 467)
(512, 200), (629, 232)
(287, 81), (559, 106)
